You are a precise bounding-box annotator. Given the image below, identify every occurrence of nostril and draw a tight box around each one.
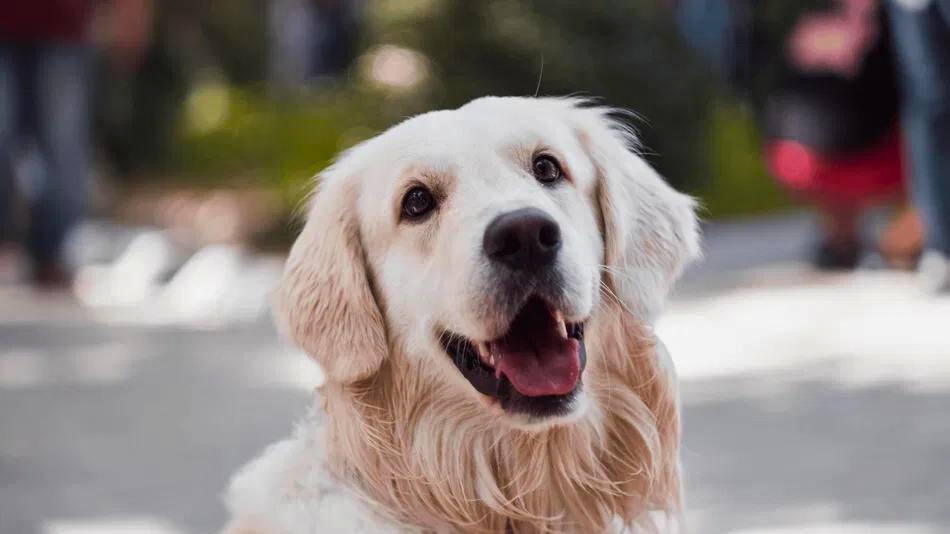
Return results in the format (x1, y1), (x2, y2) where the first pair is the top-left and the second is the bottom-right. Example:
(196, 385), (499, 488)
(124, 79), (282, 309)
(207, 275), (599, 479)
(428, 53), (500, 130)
(483, 208), (560, 271)
(538, 222), (561, 249)
(498, 233), (520, 257)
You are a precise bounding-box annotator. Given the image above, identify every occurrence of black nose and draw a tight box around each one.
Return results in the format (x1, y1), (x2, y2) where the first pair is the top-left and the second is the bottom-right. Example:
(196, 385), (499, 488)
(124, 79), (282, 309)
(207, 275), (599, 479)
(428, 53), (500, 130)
(483, 208), (562, 272)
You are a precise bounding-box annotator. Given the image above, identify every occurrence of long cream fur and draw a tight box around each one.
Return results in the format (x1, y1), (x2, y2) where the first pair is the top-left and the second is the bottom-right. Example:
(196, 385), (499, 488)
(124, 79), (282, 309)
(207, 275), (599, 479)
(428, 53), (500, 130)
(224, 97), (699, 534)
(315, 295), (679, 533)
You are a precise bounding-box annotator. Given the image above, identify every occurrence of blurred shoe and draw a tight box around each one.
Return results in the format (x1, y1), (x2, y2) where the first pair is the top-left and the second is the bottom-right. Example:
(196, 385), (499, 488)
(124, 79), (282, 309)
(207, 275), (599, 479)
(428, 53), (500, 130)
(917, 250), (950, 294)
(813, 239), (862, 270)
(879, 207), (923, 270)
(32, 260), (73, 291)
(0, 245), (27, 284)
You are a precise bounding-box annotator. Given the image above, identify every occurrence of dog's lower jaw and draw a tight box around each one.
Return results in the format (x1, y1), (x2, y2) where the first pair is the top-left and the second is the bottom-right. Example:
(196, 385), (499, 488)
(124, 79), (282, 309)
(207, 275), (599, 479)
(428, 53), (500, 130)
(489, 388), (592, 431)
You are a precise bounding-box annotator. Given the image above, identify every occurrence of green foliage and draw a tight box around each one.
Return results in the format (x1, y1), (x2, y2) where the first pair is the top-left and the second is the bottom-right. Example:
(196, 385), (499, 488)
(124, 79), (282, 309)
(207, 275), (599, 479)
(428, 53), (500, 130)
(371, 0), (712, 192)
(103, 0), (815, 224)
(699, 101), (791, 218)
(169, 87), (380, 211)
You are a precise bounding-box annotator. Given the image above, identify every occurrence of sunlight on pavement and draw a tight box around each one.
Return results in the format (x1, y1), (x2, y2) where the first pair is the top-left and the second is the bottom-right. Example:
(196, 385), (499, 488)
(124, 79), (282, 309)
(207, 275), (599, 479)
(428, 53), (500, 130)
(66, 342), (143, 385)
(67, 224), (285, 328)
(0, 342), (142, 389)
(732, 521), (939, 533)
(74, 231), (176, 308)
(243, 345), (324, 390)
(0, 349), (46, 388)
(43, 517), (184, 534)
(84, 250), (283, 328)
(660, 271), (950, 392)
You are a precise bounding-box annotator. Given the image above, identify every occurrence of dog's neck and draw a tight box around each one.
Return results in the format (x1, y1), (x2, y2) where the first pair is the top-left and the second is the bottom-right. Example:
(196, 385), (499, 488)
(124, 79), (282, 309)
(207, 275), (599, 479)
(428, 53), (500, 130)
(318, 303), (680, 533)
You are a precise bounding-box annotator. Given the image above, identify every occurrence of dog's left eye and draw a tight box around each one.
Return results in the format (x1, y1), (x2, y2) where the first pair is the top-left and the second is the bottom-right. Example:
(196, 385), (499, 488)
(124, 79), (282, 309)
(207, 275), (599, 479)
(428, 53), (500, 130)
(401, 186), (436, 221)
(532, 155), (563, 184)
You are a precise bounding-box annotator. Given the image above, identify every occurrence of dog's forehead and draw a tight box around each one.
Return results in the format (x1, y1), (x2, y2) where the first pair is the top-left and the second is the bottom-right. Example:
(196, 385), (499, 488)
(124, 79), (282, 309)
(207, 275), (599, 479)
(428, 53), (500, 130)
(353, 98), (600, 219)
(380, 99), (580, 161)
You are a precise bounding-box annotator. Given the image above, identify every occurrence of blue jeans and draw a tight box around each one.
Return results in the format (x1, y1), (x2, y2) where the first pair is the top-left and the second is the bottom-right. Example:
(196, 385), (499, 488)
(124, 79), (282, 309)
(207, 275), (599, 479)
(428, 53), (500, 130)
(887, 0), (950, 255)
(675, 0), (737, 77)
(0, 44), (91, 264)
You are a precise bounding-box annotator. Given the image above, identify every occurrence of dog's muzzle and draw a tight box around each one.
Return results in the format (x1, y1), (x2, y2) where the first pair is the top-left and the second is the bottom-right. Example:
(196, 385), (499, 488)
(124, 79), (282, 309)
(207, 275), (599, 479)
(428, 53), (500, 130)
(437, 209), (587, 419)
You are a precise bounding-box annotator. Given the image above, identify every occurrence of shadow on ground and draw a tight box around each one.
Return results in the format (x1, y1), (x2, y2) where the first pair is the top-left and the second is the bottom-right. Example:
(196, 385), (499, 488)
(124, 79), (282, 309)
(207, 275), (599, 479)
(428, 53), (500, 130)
(682, 371), (950, 532)
(0, 319), (309, 534)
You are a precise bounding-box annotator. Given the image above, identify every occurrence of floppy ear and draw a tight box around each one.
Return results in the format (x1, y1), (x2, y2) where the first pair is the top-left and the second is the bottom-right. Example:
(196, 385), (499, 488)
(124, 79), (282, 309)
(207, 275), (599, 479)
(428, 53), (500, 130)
(276, 169), (388, 383)
(573, 104), (701, 323)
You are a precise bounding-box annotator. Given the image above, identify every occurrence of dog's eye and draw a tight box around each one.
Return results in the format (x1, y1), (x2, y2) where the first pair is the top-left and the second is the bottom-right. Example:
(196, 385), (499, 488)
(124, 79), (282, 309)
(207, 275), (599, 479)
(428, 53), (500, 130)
(532, 155), (563, 184)
(401, 186), (436, 220)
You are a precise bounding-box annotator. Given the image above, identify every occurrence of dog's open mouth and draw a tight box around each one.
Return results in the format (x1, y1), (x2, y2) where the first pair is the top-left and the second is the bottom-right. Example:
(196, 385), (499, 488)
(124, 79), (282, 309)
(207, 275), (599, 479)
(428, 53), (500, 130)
(439, 296), (587, 417)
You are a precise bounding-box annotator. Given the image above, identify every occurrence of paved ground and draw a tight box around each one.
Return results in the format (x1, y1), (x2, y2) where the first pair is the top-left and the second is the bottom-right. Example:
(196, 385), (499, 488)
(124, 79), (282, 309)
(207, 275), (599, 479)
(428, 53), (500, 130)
(2, 213), (949, 534)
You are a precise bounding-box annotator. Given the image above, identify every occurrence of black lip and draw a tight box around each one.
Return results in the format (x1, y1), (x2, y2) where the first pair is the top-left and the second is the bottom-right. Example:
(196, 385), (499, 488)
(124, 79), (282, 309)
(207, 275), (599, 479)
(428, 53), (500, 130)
(438, 318), (587, 419)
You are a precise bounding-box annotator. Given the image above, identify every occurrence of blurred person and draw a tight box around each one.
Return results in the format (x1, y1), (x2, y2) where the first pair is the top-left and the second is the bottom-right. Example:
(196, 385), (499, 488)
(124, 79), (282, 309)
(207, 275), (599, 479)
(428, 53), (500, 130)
(268, 0), (360, 91)
(673, 0), (744, 83)
(886, 0), (950, 292)
(0, 0), (149, 288)
(766, 0), (905, 269)
(675, 0), (918, 270)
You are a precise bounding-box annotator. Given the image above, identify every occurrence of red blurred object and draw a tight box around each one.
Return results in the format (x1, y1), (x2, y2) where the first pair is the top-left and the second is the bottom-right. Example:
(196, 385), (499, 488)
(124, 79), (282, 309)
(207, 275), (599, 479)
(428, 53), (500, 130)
(0, 0), (95, 43)
(766, 127), (905, 205)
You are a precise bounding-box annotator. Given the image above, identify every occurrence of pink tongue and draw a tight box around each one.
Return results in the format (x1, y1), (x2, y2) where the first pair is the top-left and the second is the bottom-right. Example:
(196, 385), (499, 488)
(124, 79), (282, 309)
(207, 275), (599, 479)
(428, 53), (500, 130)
(492, 334), (580, 397)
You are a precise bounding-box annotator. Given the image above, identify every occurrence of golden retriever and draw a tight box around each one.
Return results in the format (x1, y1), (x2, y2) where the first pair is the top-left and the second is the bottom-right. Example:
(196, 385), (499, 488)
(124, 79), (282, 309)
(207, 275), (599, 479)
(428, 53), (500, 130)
(223, 97), (700, 533)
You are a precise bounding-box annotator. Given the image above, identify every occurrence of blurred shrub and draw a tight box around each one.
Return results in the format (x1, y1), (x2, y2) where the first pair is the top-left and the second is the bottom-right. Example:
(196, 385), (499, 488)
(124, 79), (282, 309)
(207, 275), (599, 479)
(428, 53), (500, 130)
(97, 0), (268, 173)
(370, 0), (710, 194)
(173, 87), (372, 199)
(98, 0), (805, 227)
(700, 101), (790, 217)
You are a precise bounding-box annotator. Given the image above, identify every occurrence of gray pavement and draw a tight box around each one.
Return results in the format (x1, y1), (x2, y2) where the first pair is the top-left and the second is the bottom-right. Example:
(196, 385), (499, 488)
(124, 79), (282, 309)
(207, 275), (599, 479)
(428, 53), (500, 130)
(2, 213), (949, 534)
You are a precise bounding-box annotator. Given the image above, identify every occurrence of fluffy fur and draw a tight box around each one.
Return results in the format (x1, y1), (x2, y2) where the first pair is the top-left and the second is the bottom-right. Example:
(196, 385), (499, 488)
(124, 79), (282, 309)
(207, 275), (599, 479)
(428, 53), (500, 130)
(224, 97), (700, 533)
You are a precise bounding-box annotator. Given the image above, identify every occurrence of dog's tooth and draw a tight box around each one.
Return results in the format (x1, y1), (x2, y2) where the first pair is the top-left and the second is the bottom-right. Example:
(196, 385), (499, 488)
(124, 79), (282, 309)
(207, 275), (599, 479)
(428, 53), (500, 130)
(489, 342), (501, 362)
(554, 310), (568, 337)
(476, 342), (494, 366)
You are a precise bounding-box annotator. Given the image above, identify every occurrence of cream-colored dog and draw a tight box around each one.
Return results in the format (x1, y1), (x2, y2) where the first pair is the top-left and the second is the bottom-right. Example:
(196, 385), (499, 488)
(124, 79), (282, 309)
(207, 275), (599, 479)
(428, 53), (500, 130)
(224, 97), (700, 533)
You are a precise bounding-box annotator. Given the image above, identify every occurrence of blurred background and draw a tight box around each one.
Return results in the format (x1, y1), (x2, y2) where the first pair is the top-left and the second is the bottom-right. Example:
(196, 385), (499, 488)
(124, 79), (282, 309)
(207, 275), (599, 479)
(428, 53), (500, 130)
(1, 1), (949, 533)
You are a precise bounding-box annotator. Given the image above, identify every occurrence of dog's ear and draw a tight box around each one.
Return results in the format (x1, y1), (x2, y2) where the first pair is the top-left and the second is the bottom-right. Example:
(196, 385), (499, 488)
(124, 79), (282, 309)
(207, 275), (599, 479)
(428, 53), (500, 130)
(276, 166), (387, 383)
(572, 103), (701, 323)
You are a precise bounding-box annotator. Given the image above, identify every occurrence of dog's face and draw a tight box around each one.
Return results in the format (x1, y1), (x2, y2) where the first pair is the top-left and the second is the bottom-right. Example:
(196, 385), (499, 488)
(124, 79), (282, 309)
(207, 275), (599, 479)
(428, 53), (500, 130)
(279, 97), (699, 427)
(359, 99), (605, 422)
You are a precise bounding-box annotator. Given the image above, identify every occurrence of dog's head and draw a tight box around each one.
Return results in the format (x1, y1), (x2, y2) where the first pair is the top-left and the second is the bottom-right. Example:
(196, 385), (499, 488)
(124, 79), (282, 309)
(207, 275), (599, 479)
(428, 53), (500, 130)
(279, 97), (699, 427)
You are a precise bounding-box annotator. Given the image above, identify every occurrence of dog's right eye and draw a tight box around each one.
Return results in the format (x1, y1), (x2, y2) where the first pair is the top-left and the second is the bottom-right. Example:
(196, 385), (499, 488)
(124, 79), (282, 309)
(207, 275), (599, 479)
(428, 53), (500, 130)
(401, 186), (436, 221)
(532, 155), (563, 185)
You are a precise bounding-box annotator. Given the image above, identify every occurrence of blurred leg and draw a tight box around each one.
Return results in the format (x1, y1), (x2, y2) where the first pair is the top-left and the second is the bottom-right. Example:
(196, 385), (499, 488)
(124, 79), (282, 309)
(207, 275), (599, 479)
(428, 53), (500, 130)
(814, 202), (863, 270)
(675, 0), (736, 77)
(28, 45), (91, 274)
(879, 205), (924, 270)
(886, 0), (950, 256)
(0, 47), (19, 244)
